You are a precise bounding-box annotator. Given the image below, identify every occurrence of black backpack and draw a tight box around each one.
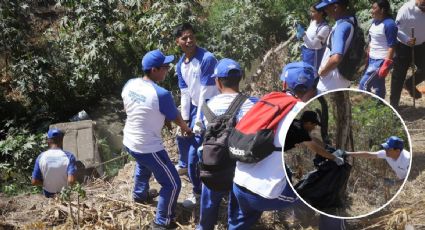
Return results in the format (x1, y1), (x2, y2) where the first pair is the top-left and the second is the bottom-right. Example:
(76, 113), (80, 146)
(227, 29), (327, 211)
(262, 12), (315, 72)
(199, 93), (248, 191)
(294, 146), (351, 210)
(328, 18), (366, 81)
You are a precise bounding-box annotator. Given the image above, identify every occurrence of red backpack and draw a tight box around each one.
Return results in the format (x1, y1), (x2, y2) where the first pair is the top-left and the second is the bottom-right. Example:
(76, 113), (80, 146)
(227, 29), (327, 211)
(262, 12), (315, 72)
(228, 92), (300, 163)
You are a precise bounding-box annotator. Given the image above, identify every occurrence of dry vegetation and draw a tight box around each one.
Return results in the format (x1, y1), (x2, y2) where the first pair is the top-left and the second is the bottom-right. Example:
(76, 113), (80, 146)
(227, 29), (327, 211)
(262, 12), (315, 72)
(1, 38), (425, 230)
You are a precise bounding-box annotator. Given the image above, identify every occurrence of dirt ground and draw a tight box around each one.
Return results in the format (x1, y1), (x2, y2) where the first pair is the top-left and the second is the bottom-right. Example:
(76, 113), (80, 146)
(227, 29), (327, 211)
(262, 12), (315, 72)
(2, 44), (425, 229)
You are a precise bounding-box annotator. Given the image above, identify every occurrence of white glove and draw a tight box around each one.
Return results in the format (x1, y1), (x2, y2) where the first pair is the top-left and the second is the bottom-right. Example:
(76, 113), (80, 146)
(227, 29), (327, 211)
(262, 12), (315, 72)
(332, 149), (346, 158)
(192, 122), (204, 135)
(333, 156), (344, 166)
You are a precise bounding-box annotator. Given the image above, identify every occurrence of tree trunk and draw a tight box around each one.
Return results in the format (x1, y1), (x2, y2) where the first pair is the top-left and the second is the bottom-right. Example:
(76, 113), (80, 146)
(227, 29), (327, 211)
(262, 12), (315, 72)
(317, 96), (330, 146)
(333, 91), (352, 150)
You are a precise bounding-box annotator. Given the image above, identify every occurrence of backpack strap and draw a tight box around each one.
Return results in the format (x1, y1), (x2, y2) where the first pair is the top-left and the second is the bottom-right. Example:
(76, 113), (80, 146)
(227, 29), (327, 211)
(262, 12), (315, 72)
(202, 102), (217, 123)
(326, 18), (355, 50)
(223, 93), (249, 118)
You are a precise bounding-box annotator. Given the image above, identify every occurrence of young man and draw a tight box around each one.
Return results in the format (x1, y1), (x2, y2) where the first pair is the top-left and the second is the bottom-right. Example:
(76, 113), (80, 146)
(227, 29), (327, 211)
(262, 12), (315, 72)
(390, 0), (425, 108)
(32, 128), (77, 198)
(229, 62), (345, 229)
(346, 136), (411, 183)
(359, 0), (397, 99)
(316, 0), (358, 92)
(121, 49), (192, 229)
(197, 58), (258, 230)
(174, 23), (219, 207)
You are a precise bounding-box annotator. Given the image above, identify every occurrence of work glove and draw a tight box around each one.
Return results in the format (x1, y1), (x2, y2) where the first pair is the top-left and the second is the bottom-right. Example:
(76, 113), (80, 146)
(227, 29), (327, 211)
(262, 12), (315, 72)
(192, 121), (204, 136)
(332, 149), (346, 158)
(333, 156), (344, 166)
(378, 59), (393, 78)
(296, 24), (305, 40)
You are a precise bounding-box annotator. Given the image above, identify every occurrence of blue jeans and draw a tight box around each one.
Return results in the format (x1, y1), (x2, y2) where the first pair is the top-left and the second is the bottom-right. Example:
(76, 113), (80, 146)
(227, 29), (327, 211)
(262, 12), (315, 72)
(197, 184), (233, 230)
(126, 147), (181, 226)
(229, 183), (346, 230)
(359, 58), (386, 99)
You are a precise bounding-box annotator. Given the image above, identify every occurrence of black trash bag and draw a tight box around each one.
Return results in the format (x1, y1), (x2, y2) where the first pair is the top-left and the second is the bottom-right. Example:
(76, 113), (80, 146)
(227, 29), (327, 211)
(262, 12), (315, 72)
(294, 145), (351, 210)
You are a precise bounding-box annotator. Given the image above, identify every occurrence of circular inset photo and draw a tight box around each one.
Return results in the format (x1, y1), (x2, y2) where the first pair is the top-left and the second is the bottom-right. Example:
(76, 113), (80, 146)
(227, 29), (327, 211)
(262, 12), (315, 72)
(282, 89), (412, 219)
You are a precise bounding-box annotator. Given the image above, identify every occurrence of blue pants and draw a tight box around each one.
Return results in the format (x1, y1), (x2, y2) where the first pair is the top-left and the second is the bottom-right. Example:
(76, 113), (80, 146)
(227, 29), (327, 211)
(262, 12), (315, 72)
(176, 103), (202, 194)
(189, 135), (203, 194)
(229, 183), (345, 230)
(176, 135), (191, 168)
(301, 46), (325, 71)
(176, 103), (198, 168)
(126, 147), (181, 226)
(359, 58), (386, 99)
(197, 184), (233, 230)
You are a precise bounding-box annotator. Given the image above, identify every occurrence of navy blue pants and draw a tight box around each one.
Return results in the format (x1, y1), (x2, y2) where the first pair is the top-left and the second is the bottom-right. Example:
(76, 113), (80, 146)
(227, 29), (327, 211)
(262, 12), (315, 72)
(229, 183), (346, 229)
(196, 184), (233, 230)
(359, 58), (386, 99)
(126, 147), (181, 226)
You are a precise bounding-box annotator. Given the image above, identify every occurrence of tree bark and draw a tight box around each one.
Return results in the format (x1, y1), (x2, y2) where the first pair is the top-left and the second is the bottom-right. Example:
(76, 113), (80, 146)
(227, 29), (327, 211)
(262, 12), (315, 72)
(333, 91), (352, 150)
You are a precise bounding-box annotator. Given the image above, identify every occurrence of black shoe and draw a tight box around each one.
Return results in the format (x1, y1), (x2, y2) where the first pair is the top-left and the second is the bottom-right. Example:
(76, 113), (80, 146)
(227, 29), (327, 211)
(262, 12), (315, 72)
(134, 189), (159, 204)
(404, 84), (422, 99)
(151, 221), (178, 230)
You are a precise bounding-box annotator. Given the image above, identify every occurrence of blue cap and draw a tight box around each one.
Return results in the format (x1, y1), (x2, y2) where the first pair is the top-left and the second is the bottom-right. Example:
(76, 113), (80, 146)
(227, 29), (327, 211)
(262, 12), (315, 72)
(316, 0), (347, 10)
(381, 136), (404, 150)
(141, 49), (174, 71)
(47, 128), (64, 139)
(212, 58), (242, 78)
(280, 61), (317, 91)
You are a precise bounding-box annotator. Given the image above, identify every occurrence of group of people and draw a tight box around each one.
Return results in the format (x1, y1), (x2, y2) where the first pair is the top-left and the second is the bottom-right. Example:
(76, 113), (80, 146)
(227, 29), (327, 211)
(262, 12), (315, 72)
(29, 0), (420, 229)
(298, 0), (425, 108)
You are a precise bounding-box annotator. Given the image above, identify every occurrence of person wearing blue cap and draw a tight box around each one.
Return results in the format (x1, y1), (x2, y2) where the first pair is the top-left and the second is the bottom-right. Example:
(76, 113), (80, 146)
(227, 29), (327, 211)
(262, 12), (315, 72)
(31, 128), (77, 198)
(297, 2), (331, 71)
(229, 61), (346, 230)
(174, 23), (220, 208)
(196, 58), (258, 230)
(121, 49), (192, 229)
(346, 136), (411, 182)
(315, 0), (358, 92)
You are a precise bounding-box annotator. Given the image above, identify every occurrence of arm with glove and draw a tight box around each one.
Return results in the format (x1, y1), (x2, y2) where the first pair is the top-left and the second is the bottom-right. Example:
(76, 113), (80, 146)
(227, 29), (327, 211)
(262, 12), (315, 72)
(377, 46), (395, 78)
(302, 141), (345, 166)
(296, 23), (305, 40)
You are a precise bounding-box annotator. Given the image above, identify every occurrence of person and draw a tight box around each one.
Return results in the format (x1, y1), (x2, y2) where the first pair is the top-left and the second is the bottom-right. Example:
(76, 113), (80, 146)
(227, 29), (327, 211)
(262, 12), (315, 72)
(359, 0), (397, 99)
(315, 0), (358, 92)
(31, 128), (77, 198)
(174, 22), (220, 207)
(346, 136), (411, 184)
(229, 61), (346, 229)
(121, 49), (192, 229)
(297, 2), (331, 70)
(197, 58), (258, 230)
(390, 0), (425, 108)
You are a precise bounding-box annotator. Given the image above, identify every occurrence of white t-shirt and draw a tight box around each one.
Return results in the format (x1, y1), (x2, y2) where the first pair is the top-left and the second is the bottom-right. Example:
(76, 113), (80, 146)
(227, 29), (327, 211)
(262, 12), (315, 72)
(303, 20), (331, 50)
(396, 0), (425, 45)
(201, 93), (258, 126)
(121, 78), (178, 153)
(32, 149), (76, 193)
(176, 47), (220, 122)
(317, 17), (355, 92)
(369, 18), (398, 59)
(233, 101), (305, 199)
(376, 149), (411, 179)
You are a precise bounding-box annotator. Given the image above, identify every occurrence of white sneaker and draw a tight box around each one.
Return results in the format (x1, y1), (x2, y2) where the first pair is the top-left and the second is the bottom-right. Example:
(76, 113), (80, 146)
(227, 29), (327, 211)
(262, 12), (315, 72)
(175, 164), (188, 176)
(182, 193), (200, 208)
